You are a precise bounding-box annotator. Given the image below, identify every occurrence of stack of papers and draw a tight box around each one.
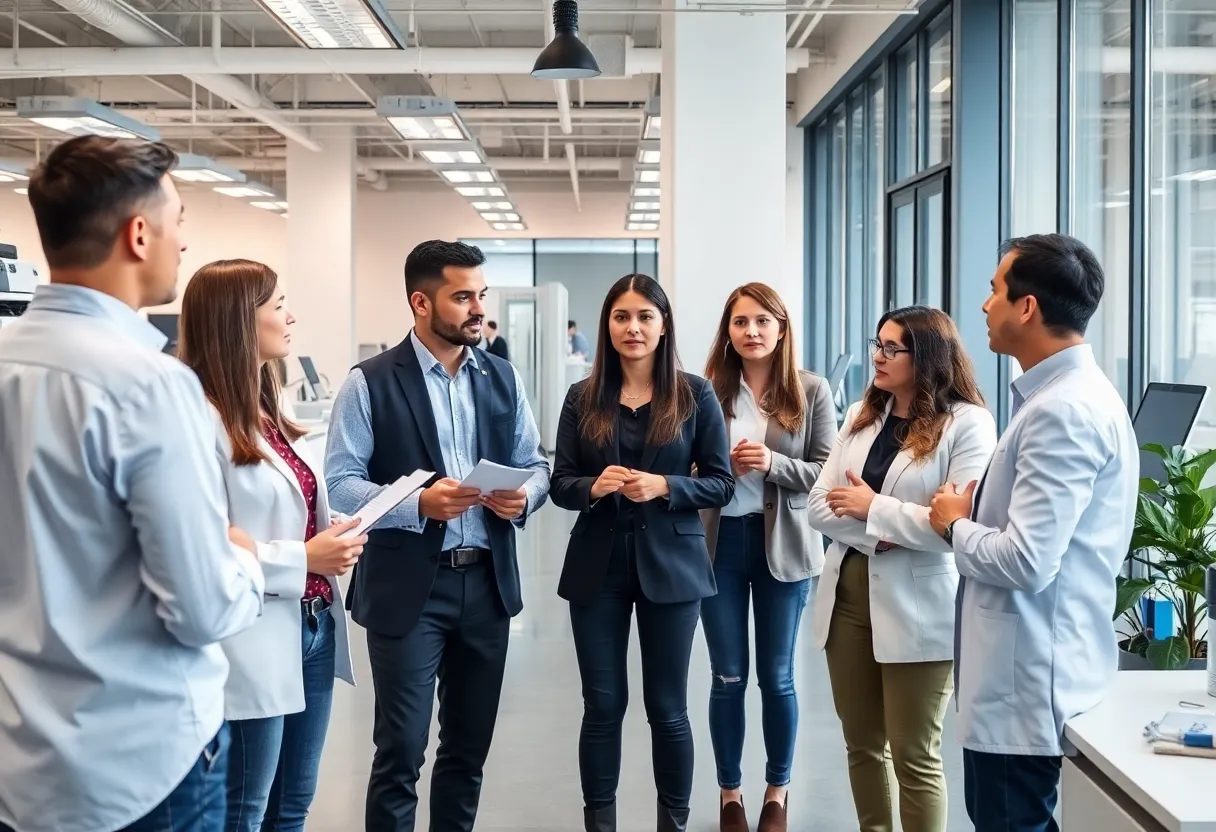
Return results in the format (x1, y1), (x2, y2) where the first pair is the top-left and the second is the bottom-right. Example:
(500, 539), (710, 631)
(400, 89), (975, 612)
(339, 470), (434, 537)
(459, 459), (537, 494)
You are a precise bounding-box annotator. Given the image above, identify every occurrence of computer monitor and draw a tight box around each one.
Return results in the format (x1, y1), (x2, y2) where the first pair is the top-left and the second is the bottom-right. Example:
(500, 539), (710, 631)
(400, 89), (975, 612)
(298, 356), (328, 401)
(1132, 382), (1209, 486)
(148, 314), (179, 356)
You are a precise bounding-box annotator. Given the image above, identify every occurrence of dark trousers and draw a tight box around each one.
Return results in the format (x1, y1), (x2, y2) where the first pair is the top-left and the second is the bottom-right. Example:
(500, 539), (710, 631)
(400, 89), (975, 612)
(700, 514), (809, 789)
(365, 561), (511, 832)
(964, 749), (1062, 832)
(568, 533), (701, 812)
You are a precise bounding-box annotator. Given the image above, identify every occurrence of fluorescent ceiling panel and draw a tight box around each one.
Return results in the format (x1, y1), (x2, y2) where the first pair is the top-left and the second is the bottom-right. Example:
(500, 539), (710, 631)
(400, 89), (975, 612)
(14, 187), (28, 195)
(256, 0), (406, 48)
(250, 201), (290, 211)
(378, 96), (471, 143)
(421, 149), (484, 165)
(455, 185), (507, 198)
(632, 186), (660, 197)
(643, 114), (661, 141)
(636, 168), (660, 183)
(480, 212), (521, 222)
(471, 201), (514, 211)
(17, 96), (161, 142)
(636, 140), (660, 166)
(627, 222), (659, 232)
(441, 168), (495, 184)
(492, 222), (527, 231)
(629, 212), (660, 223)
(214, 182), (277, 198)
(631, 201), (659, 211)
(171, 153), (246, 184)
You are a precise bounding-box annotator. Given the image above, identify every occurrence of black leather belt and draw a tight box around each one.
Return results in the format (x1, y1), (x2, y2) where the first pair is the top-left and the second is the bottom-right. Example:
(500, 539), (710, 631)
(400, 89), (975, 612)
(439, 547), (490, 567)
(301, 596), (331, 617)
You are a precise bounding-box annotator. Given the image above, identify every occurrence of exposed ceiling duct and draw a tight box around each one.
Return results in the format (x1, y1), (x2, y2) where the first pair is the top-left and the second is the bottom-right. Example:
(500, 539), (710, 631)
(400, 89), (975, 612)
(0, 46), (818, 78)
(32, 0), (322, 151)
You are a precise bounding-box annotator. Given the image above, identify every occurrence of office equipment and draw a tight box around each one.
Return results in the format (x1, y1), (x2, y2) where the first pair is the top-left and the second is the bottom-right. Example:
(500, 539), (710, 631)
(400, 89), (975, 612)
(148, 314), (179, 355)
(826, 353), (853, 425)
(298, 356), (329, 401)
(0, 242), (38, 328)
(339, 469), (434, 538)
(1133, 382), (1208, 485)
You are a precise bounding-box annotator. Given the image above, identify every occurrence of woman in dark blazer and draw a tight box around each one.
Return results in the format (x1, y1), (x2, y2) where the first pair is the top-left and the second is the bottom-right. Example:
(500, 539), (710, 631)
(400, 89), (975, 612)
(551, 273), (735, 832)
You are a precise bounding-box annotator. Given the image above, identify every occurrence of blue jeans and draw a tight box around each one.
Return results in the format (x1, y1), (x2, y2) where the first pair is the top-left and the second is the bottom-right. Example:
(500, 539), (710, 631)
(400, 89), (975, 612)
(124, 726), (229, 831)
(568, 533), (701, 812)
(699, 514), (810, 789)
(226, 607), (336, 832)
(964, 749), (1061, 832)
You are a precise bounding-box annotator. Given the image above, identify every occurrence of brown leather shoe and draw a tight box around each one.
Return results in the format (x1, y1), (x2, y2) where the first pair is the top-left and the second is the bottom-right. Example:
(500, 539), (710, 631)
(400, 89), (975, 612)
(719, 798), (748, 832)
(757, 795), (787, 832)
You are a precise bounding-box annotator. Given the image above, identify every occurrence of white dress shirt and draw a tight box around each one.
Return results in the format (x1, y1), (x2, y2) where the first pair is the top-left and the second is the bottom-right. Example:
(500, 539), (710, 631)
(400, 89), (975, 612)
(722, 383), (769, 517)
(0, 285), (265, 832)
(952, 345), (1138, 756)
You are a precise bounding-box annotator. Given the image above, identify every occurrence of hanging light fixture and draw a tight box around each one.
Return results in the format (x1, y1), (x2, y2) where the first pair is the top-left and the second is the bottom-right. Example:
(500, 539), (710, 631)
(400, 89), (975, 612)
(532, 0), (601, 81)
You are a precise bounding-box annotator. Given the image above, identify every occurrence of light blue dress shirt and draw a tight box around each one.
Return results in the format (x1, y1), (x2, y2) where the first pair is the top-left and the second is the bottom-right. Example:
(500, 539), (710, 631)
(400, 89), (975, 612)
(325, 330), (550, 549)
(0, 285), (266, 832)
(952, 344), (1139, 756)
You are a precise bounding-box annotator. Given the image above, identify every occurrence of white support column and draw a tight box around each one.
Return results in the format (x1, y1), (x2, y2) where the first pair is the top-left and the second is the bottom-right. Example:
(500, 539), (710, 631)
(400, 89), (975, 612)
(287, 127), (356, 390)
(660, 1), (790, 372)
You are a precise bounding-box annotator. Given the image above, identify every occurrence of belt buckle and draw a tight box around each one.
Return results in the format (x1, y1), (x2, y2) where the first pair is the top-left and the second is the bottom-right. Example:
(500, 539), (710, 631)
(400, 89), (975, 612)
(451, 547), (477, 567)
(303, 596), (326, 616)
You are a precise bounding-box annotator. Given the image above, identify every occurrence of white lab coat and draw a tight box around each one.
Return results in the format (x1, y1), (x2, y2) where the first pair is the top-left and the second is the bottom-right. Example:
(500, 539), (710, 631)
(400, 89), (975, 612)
(950, 345), (1138, 756)
(210, 407), (356, 721)
(808, 400), (997, 663)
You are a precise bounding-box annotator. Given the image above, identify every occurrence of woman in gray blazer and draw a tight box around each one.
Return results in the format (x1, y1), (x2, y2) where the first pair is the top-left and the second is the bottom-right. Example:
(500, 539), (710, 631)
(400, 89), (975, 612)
(700, 283), (837, 832)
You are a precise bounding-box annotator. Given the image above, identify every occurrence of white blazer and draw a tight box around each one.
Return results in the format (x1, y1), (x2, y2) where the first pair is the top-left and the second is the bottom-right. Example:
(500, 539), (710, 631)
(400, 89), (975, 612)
(808, 400), (997, 664)
(210, 407), (356, 721)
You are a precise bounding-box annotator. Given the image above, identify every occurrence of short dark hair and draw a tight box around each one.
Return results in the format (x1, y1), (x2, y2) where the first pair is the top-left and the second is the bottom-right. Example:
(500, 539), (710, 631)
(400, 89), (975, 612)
(28, 136), (178, 270)
(404, 240), (486, 299)
(486, 320), (498, 329)
(999, 234), (1104, 336)
(568, 319), (577, 329)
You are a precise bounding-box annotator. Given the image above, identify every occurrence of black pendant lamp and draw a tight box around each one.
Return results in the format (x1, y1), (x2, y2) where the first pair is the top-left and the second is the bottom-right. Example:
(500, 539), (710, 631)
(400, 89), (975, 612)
(532, 0), (601, 80)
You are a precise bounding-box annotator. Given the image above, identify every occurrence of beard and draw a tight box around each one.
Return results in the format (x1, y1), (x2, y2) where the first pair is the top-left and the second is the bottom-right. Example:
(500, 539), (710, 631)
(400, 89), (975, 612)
(431, 313), (483, 348)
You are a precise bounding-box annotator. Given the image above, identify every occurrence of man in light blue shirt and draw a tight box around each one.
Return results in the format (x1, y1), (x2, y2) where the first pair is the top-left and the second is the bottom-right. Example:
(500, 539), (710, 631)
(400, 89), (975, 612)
(0, 136), (265, 832)
(930, 234), (1139, 832)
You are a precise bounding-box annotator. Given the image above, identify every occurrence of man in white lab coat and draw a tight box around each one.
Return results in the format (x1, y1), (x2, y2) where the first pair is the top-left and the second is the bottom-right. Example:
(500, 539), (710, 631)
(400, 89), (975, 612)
(929, 233), (1139, 832)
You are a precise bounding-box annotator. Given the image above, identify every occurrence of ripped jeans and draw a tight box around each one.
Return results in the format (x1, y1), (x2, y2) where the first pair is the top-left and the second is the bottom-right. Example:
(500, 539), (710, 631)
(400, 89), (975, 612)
(700, 513), (810, 790)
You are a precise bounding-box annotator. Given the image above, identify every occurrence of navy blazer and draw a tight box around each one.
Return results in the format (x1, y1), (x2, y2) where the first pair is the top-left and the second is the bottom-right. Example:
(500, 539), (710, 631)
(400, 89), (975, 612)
(551, 372), (735, 605)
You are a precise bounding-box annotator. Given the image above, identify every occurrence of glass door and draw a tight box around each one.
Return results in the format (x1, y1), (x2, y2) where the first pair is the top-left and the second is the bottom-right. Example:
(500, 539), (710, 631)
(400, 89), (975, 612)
(503, 296), (539, 416)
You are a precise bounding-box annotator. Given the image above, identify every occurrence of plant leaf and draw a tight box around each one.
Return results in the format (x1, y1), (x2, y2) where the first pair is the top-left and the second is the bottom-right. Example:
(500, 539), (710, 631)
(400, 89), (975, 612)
(1186, 448), (1216, 488)
(1140, 478), (1163, 494)
(1141, 443), (1171, 459)
(1147, 636), (1194, 669)
(1128, 633), (1150, 656)
(1114, 577), (1155, 620)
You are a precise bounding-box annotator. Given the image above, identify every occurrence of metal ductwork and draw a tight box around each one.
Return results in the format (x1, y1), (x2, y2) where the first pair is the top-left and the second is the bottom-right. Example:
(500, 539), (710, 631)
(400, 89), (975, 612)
(0, 46), (818, 78)
(33, 0), (321, 151)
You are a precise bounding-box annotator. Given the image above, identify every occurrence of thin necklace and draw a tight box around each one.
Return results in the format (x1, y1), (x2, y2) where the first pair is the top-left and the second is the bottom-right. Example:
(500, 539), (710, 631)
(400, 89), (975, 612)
(622, 382), (652, 401)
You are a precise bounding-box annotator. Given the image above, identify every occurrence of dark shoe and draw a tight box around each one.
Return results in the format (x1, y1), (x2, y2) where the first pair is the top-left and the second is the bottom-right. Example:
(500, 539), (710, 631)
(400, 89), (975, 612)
(720, 797), (749, 832)
(657, 802), (691, 832)
(757, 795), (788, 832)
(584, 803), (617, 832)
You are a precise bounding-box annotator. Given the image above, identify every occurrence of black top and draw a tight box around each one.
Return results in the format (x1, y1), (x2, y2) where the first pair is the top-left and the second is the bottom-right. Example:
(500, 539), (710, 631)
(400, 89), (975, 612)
(861, 414), (907, 493)
(616, 403), (651, 527)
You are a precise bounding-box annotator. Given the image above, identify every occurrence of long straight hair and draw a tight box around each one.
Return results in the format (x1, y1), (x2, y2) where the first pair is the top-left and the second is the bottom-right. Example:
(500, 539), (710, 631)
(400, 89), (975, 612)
(579, 273), (694, 447)
(704, 282), (806, 434)
(178, 259), (304, 466)
(850, 305), (985, 460)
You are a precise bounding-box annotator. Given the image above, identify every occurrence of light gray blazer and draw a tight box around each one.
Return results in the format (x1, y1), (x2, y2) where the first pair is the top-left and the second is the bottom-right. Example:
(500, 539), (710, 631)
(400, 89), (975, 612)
(701, 370), (837, 582)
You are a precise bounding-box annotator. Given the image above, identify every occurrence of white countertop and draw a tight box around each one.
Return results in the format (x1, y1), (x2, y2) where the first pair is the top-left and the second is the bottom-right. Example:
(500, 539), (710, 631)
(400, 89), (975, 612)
(1065, 670), (1216, 831)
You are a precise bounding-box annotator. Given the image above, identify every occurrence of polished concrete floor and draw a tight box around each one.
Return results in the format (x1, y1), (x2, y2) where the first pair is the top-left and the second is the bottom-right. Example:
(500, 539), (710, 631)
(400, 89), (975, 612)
(310, 505), (972, 831)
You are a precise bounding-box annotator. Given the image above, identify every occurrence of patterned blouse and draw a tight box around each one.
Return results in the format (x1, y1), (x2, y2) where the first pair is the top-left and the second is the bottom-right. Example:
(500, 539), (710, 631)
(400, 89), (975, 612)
(262, 418), (332, 604)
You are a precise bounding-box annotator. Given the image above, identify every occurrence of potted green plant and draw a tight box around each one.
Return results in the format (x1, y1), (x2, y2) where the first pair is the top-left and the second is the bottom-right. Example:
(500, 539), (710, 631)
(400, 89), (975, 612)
(1114, 443), (1216, 670)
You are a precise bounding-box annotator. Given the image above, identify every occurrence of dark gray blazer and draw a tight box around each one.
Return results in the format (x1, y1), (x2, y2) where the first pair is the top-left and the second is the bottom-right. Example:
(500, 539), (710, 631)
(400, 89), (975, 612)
(700, 370), (837, 581)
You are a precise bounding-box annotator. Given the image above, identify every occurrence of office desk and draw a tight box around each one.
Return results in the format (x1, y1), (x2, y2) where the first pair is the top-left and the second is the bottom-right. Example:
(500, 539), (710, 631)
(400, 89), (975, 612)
(1062, 670), (1216, 831)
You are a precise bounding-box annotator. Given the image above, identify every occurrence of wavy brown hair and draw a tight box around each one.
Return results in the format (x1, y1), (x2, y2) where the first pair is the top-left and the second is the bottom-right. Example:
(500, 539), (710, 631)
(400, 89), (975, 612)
(704, 283), (806, 434)
(579, 273), (694, 447)
(178, 259), (304, 466)
(850, 305), (985, 460)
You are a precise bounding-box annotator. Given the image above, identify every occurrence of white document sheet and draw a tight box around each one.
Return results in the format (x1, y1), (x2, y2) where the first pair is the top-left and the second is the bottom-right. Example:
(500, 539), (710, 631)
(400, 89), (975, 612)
(340, 469), (434, 537)
(459, 459), (537, 494)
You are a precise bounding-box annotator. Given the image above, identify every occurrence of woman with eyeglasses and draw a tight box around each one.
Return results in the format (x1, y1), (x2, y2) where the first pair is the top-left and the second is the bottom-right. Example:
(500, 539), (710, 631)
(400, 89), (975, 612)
(807, 306), (996, 832)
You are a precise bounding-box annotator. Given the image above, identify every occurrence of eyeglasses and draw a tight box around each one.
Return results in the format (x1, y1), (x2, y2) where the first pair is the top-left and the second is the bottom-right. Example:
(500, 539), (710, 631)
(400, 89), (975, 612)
(869, 338), (911, 360)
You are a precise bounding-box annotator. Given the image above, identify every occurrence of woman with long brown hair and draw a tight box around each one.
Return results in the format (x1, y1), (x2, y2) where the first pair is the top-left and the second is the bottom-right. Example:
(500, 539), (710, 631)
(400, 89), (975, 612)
(550, 273), (734, 832)
(807, 306), (997, 832)
(698, 283), (837, 832)
(178, 259), (366, 832)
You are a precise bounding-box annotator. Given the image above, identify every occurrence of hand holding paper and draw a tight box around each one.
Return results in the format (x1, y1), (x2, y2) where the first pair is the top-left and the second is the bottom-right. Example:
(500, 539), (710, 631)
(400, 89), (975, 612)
(458, 459), (537, 494)
(340, 469), (434, 537)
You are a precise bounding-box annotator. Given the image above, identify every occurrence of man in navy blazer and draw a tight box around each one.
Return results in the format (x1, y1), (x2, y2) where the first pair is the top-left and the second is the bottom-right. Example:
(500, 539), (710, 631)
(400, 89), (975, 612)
(325, 240), (551, 832)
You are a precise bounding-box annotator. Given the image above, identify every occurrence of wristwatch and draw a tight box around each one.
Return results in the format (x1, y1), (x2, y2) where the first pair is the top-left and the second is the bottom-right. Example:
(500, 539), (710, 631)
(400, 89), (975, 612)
(942, 518), (961, 545)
